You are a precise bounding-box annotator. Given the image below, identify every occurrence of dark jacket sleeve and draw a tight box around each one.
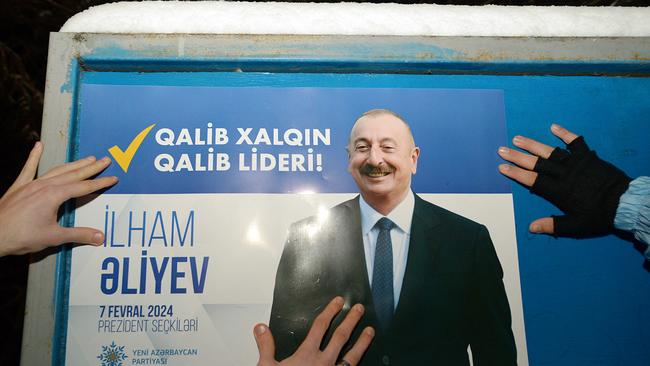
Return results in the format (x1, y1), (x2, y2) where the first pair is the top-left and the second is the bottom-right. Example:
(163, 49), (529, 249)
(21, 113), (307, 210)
(269, 224), (307, 360)
(469, 225), (518, 366)
(269, 221), (332, 361)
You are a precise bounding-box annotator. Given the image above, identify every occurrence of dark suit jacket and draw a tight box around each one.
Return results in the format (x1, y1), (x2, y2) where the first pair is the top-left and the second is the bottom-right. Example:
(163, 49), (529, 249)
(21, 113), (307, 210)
(270, 195), (517, 366)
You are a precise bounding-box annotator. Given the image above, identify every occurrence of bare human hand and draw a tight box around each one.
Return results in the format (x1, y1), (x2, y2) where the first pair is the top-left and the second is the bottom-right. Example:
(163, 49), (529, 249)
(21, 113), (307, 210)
(0, 142), (118, 256)
(498, 124), (631, 237)
(254, 297), (375, 366)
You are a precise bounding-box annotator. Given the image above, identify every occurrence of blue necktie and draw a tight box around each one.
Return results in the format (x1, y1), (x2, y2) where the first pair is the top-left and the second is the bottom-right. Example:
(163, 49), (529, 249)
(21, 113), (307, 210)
(372, 217), (395, 331)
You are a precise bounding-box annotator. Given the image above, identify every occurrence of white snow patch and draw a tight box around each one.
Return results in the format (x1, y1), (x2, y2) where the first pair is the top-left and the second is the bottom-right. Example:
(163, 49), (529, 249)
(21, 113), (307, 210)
(60, 1), (650, 37)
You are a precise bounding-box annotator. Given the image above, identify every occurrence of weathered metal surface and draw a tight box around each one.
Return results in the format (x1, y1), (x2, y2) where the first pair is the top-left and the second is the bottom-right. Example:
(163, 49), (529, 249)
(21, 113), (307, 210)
(65, 33), (650, 75)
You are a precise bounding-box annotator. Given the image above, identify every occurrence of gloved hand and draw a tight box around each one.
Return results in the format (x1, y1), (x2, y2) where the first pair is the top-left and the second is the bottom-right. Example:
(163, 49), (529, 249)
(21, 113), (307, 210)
(498, 124), (631, 237)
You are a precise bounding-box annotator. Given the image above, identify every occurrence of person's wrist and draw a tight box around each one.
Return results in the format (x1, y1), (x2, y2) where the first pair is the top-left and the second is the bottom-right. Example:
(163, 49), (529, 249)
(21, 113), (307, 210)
(0, 217), (7, 255)
(0, 236), (11, 257)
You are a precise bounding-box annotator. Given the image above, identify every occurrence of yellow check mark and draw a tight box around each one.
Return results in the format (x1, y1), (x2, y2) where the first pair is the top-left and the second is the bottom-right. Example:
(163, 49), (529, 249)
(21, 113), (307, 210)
(108, 124), (156, 173)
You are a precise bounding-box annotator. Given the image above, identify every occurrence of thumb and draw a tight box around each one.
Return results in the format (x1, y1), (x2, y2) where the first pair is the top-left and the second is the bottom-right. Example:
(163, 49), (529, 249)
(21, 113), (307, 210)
(55, 227), (105, 246)
(529, 217), (554, 234)
(253, 323), (277, 365)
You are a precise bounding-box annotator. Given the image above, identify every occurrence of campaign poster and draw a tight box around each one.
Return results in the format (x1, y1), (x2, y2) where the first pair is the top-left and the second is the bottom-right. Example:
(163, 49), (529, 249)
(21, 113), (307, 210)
(67, 78), (527, 366)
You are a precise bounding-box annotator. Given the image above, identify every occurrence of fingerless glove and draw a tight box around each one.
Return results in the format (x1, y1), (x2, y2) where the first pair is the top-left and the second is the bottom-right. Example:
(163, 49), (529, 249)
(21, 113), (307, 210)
(531, 136), (631, 237)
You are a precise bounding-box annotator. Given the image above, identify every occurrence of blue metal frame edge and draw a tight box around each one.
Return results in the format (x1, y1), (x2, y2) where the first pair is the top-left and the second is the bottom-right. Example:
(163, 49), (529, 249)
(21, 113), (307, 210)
(51, 58), (82, 366)
(79, 58), (650, 76)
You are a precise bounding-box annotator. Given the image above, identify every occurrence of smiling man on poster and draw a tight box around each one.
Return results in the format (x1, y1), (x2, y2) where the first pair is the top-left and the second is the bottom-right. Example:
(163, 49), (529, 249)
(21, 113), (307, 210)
(269, 109), (517, 365)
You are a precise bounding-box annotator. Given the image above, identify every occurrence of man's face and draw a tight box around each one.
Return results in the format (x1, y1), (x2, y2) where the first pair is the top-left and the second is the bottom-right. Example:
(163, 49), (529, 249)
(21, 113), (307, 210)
(347, 113), (420, 203)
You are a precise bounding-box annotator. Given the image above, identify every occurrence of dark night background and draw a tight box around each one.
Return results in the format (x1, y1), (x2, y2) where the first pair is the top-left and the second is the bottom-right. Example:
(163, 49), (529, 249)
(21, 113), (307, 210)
(0, 0), (646, 364)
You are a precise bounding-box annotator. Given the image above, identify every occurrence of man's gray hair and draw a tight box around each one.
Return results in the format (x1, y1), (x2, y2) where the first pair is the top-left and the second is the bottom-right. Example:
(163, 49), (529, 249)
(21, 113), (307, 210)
(348, 108), (416, 149)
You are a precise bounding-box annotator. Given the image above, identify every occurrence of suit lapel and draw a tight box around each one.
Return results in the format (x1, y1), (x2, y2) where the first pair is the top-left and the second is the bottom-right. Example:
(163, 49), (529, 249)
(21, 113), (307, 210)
(339, 196), (447, 341)
(336, 196), (400, 341)
(390, 195), (442, 334)
(338, 197), (374, 305)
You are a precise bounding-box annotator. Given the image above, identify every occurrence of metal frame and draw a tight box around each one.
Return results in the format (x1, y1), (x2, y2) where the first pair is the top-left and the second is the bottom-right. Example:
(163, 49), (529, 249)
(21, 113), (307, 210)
(22, 32), (650, 366)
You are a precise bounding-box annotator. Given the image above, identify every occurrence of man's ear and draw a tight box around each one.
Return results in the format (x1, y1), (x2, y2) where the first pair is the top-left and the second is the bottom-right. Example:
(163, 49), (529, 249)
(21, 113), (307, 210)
(346, 146), (353, 174)
(411, 147), (420, 174)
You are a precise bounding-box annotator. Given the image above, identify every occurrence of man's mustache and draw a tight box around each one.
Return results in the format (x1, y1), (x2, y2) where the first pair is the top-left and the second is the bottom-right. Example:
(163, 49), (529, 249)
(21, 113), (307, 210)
(359, 164), (395, 175)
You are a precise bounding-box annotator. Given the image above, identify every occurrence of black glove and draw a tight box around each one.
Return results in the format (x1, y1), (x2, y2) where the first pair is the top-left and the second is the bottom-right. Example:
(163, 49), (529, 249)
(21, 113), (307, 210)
(531, 136), (631, 238)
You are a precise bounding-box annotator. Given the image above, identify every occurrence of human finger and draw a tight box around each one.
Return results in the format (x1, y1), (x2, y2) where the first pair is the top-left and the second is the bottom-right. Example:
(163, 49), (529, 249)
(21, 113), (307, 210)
(340, 327), (375, 366)
(59, 176), (119, 200)
(41, 156), (97, 179)
(323, 304), (365, 359)
(498, 164), (537, 187)
(302, 296), (345, 350)
(8, 142), (43, 193)
(52, 226), (105, 246)
(253, 324), (277, 366)
(512, 135), (554, 159)
(529, 217), (554, 234)
(47, 157), (112, 185)
(550, 124), (579, 145)
(498, 146), (538, 170)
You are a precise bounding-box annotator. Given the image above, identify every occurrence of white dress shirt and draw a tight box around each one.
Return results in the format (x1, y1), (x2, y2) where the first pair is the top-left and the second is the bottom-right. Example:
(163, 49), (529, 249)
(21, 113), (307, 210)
(359, 189), (415, 309)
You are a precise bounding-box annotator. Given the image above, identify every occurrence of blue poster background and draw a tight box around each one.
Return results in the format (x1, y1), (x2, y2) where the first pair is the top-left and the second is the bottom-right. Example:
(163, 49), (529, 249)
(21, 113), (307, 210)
(77, 84), (509, 194)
